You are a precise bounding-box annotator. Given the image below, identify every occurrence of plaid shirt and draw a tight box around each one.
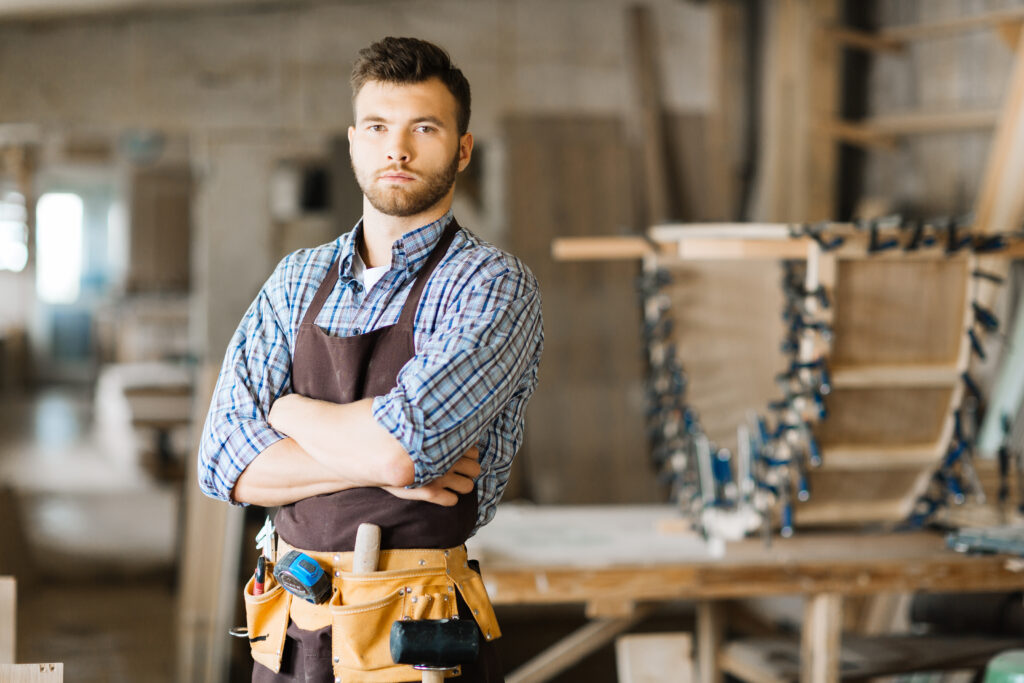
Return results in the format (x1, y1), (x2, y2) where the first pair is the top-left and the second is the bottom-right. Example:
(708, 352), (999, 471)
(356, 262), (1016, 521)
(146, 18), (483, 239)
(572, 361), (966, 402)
(198, 211), (543, 532)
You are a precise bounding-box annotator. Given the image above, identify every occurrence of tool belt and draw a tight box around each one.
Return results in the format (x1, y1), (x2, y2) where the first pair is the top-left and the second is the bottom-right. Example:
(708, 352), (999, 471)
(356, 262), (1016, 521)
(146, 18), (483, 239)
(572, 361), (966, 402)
(243, 539), (502, 681)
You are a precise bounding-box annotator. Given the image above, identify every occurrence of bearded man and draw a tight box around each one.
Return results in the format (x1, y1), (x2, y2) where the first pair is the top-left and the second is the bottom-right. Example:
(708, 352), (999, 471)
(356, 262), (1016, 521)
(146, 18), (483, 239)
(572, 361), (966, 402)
(198, 36), (543, 683)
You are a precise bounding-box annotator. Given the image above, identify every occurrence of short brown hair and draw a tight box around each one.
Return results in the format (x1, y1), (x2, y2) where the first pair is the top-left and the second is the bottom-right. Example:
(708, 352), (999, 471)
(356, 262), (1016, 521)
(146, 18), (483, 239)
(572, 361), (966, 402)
(351, 37), (472, 135)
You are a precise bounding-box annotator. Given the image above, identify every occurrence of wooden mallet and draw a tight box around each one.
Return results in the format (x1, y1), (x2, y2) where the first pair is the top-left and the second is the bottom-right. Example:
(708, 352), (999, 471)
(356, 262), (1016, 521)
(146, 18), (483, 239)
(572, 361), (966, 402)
(390, 618), (480, 683)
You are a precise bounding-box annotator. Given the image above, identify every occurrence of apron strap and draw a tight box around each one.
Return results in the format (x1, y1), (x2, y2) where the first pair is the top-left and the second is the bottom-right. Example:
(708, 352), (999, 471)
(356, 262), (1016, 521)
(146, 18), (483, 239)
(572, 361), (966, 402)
(397, 219), (460, 327)
(300, 219), (460, 330)
(300, 256), (342, 327)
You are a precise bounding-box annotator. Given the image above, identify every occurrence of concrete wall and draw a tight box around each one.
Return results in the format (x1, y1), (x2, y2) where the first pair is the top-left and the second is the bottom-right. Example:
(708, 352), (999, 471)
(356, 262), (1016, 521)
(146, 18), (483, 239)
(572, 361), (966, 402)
(0, 0), (714, 356)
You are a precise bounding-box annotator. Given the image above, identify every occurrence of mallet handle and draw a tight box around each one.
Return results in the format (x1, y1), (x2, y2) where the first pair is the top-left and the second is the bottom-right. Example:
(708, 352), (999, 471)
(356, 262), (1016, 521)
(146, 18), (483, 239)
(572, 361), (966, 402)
(422, 671), (444, 683)
(352, 523), (381, 573)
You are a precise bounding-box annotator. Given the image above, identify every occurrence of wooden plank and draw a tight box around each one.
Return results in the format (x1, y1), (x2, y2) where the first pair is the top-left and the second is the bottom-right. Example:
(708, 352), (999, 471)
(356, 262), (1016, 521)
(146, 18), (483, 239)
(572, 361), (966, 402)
(505, 116), (659, 505)
(550, 236), (657, 262)
(616, 633), (694, 683)
(0, 577), (13, 664)
(815, 387), (952, 447)
(830, 363), (961, 388)
(627, 4), (670, 227)
(794, 498), (909, 526)
(801, 593), (841, 683)
(821, 444), (940, 470)
(830, 258), (968, 367)
(826, 109), (999, 146)
(0, 664), (63, 682)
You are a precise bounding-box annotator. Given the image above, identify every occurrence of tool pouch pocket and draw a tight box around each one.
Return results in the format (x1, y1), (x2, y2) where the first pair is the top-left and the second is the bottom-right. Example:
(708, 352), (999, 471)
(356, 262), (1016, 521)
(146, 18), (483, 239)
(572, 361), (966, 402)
(243, 574), (292, 674)
(329, 569), (457, 681)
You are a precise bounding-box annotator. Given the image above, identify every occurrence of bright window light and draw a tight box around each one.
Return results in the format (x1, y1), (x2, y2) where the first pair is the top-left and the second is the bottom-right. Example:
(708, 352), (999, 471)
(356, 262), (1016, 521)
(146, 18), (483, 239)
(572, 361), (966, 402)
(0, 190), (28, 273)
(36, 193), (84, 304)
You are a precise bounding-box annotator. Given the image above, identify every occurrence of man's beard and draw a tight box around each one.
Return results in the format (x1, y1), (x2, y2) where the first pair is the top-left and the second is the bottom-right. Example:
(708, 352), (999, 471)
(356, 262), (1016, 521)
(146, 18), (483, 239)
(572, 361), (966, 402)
(354, 149), (460, 218)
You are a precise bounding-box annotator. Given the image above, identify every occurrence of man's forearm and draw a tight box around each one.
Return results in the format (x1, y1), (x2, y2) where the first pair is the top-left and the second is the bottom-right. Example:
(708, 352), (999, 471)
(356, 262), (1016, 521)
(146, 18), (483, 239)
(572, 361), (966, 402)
(268, 395), (415, 488)
(231, 437), (361, 506)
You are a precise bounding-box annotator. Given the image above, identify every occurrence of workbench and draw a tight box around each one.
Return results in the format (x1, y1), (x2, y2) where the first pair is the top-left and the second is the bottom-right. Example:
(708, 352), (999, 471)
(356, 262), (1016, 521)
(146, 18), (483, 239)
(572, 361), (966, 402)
(466, 504), (1024, 683)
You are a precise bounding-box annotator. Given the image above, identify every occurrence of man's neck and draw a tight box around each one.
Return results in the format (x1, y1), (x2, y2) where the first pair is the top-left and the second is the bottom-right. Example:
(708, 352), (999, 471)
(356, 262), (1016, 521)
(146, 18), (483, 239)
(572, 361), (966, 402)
(358, 198), (453, 268)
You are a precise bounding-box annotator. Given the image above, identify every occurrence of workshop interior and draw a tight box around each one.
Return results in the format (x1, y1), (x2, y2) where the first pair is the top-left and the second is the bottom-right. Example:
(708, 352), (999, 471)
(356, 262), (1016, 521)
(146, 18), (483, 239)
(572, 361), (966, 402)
(3, 0), (1024, 681)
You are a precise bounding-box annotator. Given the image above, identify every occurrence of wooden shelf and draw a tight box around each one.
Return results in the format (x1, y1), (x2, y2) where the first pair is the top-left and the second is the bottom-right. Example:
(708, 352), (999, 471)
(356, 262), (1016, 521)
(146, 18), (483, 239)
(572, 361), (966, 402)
(826, 9), (1024, 52)
(830, 363), (961, 388)
(826, 110), (1000, 149)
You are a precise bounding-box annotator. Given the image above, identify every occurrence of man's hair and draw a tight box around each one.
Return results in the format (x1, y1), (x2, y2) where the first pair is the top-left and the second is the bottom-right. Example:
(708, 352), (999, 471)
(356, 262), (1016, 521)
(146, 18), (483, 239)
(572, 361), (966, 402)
(351, 37), (471, 136)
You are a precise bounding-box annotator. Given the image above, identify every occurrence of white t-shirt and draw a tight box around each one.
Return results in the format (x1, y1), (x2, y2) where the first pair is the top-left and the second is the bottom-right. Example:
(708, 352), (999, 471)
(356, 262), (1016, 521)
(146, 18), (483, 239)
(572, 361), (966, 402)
(351, 248), (389, 292)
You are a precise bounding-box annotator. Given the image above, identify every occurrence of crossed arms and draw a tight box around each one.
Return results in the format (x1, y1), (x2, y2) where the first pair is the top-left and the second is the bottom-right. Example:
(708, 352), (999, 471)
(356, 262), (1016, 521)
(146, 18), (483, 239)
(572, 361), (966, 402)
(232, 395), (480, 507)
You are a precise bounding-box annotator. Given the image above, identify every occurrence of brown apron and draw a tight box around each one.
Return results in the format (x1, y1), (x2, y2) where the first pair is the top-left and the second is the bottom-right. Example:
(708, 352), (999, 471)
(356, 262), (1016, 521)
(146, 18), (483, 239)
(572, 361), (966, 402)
(252, 221), (502, 682)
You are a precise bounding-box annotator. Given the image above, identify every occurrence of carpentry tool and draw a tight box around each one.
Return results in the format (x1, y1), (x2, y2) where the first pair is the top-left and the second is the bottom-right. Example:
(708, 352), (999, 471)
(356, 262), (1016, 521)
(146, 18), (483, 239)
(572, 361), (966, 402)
(255, 515), (277, 561)
(253, 555), (266, 596)
(998, 414), (1011, 505)
(273, 550), (332, 604)
(390, 619), (480, 683)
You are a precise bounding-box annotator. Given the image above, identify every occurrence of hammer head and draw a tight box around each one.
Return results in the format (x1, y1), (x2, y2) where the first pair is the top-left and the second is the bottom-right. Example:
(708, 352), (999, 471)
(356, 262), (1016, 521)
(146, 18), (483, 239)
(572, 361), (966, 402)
(390, 619), (479, 669)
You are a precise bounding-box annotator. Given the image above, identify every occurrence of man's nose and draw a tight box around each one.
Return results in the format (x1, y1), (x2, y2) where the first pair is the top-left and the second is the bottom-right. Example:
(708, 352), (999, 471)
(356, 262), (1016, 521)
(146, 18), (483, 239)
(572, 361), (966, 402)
(387, 132), (411, 163)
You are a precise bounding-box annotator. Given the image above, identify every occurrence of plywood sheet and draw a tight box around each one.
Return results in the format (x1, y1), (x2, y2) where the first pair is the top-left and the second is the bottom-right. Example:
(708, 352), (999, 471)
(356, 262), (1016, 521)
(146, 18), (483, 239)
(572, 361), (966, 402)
(504, 115), (660, 505)
(831, 258), (968, 366)
(815, 387), (952, 446)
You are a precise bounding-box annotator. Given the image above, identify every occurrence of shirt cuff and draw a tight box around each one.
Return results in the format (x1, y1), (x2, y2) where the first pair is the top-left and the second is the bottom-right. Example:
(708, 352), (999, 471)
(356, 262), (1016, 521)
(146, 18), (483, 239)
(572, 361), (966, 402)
(372, 392), (428, 485)
(221, 420), (288, 505)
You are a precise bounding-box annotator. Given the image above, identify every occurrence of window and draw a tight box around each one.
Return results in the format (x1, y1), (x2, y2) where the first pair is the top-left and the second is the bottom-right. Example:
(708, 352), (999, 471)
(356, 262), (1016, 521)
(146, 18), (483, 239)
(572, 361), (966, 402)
(0, 189), (28, 272)
(36, 192), (83, 305)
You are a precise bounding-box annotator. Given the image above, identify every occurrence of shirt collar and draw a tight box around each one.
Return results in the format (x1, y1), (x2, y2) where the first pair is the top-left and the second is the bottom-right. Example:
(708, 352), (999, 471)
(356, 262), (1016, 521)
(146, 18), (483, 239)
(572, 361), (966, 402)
(338, 210), (454, 282)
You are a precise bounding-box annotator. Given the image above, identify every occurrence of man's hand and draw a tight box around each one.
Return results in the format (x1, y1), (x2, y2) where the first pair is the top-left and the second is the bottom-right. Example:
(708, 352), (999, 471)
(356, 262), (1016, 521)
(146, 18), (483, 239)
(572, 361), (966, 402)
(384, 446), (481, 507)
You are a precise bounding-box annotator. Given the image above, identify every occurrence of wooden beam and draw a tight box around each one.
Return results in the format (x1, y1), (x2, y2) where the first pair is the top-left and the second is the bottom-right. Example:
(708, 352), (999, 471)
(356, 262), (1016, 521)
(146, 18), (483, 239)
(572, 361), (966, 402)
(696, 602), (725, 683)
(627, 4), (671, 226)
(616, 633), (694, 683)
(823, 26), (903, 54)
(551, 236), (657, 262)
(801, 593), (842, 683)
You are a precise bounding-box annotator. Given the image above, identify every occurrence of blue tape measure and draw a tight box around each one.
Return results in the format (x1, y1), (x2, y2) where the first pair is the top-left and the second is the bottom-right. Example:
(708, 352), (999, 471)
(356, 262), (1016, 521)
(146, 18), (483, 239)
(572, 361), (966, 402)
(273, 550), (333, 604)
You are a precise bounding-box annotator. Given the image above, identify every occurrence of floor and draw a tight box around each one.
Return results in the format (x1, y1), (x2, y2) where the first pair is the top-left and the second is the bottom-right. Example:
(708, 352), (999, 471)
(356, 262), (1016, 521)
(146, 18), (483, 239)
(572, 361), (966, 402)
(0, 385), (179, 682)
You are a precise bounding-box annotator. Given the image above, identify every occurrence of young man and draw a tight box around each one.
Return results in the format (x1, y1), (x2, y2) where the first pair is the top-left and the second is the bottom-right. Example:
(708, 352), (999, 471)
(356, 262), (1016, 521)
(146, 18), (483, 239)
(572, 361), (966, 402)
(198, 37), (543, 682)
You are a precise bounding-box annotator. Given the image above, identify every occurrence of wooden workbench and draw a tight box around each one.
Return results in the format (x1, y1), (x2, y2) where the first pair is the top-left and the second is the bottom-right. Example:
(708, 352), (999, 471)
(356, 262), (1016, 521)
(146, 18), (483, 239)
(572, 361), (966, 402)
(466, 504), (1024, 683)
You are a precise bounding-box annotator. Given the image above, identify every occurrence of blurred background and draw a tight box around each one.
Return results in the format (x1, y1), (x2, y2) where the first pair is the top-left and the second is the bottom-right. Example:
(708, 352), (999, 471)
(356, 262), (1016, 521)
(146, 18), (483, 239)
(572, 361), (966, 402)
(1, 0), (1023, 681)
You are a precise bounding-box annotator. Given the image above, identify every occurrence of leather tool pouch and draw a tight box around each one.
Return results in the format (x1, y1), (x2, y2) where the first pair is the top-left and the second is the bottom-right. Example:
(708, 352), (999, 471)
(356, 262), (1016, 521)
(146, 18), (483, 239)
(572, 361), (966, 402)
(242, 572), (292, 674)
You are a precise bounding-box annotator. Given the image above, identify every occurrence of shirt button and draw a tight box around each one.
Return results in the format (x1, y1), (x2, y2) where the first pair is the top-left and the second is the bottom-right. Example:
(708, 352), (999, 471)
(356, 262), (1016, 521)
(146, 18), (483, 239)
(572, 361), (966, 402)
(353, 328), (361, 334)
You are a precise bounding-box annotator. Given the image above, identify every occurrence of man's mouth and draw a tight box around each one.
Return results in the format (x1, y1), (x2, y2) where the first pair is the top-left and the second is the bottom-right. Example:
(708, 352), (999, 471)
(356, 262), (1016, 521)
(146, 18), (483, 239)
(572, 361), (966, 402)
(378, 170), (416, 182)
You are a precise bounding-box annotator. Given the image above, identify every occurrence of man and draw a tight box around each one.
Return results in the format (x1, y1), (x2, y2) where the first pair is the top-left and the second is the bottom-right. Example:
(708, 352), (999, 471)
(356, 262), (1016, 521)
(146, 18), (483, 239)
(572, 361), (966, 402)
(199, 37), (543, 682)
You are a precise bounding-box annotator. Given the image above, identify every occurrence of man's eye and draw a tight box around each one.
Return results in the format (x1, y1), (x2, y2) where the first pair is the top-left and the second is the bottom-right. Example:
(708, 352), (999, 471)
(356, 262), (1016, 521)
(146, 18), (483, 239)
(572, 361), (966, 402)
(415, 125), (436, 133)
(368, 124), (385, 132)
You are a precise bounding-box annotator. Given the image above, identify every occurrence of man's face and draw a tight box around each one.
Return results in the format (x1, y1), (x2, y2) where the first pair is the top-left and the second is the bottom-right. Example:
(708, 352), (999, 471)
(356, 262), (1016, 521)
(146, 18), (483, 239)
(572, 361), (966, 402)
(349, 77), (472, 218)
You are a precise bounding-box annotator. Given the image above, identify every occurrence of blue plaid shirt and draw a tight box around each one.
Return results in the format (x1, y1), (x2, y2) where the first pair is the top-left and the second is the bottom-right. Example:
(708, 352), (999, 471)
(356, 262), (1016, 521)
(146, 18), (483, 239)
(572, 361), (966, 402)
(198, 211), (543, 532)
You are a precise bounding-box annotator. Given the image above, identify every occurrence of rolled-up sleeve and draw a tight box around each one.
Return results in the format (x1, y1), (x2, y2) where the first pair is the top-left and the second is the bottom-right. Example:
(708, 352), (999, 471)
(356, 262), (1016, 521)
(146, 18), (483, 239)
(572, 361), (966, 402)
(372, 267), (543, 487)
(198, 265), (295, 504)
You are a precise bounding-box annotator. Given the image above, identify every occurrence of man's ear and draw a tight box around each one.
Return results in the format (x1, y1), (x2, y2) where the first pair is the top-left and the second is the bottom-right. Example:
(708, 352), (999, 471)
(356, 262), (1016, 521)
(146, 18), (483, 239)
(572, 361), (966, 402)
(457, 132), (474, 173)
(348, 126), (355, 151)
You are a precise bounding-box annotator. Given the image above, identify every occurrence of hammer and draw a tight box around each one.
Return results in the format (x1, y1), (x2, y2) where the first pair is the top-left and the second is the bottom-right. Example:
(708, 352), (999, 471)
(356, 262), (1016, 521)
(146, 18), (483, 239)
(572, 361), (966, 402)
(390, 618), (480, 683)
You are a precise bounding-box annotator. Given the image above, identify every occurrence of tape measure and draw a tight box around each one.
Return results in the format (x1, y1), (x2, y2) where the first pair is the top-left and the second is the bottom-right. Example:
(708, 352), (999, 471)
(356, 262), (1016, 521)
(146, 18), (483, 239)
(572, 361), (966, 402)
(273, 550), (332, 604)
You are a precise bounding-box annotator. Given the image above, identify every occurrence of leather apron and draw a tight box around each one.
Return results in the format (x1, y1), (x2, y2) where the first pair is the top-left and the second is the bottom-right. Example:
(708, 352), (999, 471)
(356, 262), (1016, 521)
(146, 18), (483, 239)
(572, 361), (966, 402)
(252, 221), (502, 682)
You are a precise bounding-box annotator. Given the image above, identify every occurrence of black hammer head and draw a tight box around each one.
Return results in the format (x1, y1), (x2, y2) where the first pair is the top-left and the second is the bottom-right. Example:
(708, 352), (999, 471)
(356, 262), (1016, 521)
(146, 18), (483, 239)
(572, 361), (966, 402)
(390, 619), (480, 668)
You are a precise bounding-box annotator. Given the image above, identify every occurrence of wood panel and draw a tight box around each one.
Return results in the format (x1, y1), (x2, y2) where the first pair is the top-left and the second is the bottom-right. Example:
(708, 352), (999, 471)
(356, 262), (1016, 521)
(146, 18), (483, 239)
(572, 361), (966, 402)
(831, 258), (968, 366)
(504, 116), (660, 505)
(128, 165), (192, 293)
(814, 387), (952, 446)
(664, 261), (787, 452)
(0, 576), (12, 664)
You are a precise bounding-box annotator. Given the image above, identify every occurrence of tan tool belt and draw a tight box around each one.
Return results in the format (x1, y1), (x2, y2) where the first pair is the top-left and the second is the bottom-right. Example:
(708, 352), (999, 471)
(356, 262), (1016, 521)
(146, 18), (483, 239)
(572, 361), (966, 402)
(243, 540), (501, 682)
